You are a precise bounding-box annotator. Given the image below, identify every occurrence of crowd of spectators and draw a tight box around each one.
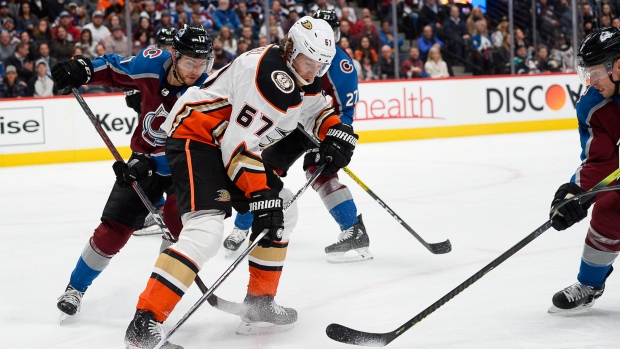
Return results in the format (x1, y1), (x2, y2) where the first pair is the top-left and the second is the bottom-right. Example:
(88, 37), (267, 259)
(0, 0), (610, 98)
(399, 0), (580, 75)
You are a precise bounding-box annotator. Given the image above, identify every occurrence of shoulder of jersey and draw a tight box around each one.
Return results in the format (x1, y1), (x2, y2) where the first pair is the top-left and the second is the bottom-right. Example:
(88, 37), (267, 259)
(332, 47), (355, 75)
(255, 46), (302, 112)
(131, 47), (172, 73)
(576, 86), (607, 116)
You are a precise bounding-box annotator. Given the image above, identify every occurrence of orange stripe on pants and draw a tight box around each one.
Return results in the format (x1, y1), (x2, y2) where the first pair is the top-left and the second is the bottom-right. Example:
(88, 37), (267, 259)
(137, 278), (182, 323)
(185, 139), (196, 212)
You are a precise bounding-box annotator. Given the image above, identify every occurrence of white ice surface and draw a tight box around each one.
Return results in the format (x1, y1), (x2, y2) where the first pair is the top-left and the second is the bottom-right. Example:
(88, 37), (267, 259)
(2, 130), (620, 349)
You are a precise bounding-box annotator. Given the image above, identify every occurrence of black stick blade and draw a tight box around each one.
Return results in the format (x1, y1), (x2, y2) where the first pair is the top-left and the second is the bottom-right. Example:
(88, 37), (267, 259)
(326, 324), (390, 347)
(428, 239), (452, 254)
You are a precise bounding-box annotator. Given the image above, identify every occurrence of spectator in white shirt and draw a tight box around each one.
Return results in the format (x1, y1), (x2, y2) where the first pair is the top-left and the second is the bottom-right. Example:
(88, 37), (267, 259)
(82, 10), (111, 44)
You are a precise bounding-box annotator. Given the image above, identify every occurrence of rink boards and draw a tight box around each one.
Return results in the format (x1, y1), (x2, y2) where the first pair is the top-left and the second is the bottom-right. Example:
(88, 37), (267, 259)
(0, 73), (581, 167)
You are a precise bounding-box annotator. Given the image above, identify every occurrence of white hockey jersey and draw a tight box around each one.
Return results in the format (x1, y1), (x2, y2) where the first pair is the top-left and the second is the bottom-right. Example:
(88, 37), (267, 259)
(162, 45), (340, 197)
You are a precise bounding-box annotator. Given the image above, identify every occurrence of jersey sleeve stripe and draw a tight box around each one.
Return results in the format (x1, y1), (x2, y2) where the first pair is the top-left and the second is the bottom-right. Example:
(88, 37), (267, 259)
(224, 143), (269, 197)
(312, 108), (340, 140)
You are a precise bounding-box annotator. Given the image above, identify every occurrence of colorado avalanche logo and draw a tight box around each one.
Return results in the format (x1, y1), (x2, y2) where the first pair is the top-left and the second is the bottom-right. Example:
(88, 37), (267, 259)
(142, 104), (169, 147)
(340, 59), (354, 73)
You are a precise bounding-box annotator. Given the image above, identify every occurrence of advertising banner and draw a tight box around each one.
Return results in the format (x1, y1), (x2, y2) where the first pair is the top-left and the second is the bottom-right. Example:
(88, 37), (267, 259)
(0, 73), (582, 166)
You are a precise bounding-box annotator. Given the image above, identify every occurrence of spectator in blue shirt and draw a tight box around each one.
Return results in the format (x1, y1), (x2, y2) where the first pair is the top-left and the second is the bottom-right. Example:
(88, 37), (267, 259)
(379, 20), (403, 52)
(212, 0), (241, 31)
(418, 24), (444, 61)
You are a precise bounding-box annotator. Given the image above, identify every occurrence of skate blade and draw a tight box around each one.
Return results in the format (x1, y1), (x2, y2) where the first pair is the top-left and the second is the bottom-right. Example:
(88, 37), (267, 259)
(235, 320), (295, 335)
(548, 301), (595, 315)
(326, 248), (374, 264)
(224, 247), (245, 259)
(133, 225), (163, 236)
(59, 311), (71, 325)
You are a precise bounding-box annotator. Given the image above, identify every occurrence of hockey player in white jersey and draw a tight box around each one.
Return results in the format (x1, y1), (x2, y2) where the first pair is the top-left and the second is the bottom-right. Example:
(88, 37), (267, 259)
(222, 9), (372, 263)
(124, 17), (358, 349)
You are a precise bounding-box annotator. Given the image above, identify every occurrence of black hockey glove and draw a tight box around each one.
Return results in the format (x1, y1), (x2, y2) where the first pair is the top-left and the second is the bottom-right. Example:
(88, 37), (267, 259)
(112, 154), (156, 188)
(550, 182), (594, 231)
(125, 89), (142, 114)
(51, 55), (94, 94)
(310, 123), (358, 176)
(249, 189), (284, 247)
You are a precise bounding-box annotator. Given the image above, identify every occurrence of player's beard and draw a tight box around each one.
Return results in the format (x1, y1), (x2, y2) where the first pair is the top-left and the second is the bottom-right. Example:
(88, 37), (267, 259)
(172, 65), (199, 86)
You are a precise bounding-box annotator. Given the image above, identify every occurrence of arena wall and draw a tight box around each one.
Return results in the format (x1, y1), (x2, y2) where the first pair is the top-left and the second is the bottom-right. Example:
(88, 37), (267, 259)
(0, 73), (582, 167)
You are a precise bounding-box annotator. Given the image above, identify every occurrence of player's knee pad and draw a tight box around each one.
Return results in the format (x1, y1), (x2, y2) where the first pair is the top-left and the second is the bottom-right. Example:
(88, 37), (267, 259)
(92, 219), (134, 256)
(172, 210), (225, 267)
(280, 187), (297, 241)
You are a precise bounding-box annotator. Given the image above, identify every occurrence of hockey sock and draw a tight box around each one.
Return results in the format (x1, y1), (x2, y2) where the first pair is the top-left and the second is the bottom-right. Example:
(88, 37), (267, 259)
(309, 171), (358, 230)
(329, 200), (358, 231)
(577, 260), (613, 288)
(69, 238), (111, 292)
(578, 244), (617, 287)
(137, 248), (199, 323)
(248, 241), (289, 296)
(234, 210), (254, 230)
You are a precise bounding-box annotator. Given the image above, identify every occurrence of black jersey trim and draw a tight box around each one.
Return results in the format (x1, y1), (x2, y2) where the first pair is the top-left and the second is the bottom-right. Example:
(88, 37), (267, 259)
(255, 47), (302, 114)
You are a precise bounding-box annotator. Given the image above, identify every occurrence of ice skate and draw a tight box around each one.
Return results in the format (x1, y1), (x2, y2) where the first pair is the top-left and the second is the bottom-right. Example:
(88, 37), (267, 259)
(57, 285), (84, 324)
(236, 294), (297, 335)
(134, 210), (164, 236)
(125, 310), (182, 349)
(325, 214), (373, 263)
(223, 227), (248, 258)
(548, 282), (605, 314)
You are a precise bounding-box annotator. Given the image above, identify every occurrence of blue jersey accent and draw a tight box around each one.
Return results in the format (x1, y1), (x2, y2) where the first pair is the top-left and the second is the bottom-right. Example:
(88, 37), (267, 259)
(151, 153), (171, 176)
(571, 86), (620, 184)
(324, 46), (359, 124)
(234, 210), (254, 230)
(69, 257), (102, 292)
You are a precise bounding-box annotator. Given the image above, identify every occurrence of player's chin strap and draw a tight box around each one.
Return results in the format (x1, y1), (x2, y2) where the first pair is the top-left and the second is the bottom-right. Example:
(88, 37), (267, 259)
(608, 59), (620, 95)
(607, 73), (620, 95)
(287, 59), (311, 86)
(172, 64), (185, 86)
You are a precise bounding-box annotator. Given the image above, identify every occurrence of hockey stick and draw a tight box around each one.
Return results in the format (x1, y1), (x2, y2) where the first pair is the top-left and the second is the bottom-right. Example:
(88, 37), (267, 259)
(297, 124), (451, 254)
(71, 88), (211, 295)
(204, 181), (620, 319)
(325, 168), (620, 347)
(153, 162), (328, 349)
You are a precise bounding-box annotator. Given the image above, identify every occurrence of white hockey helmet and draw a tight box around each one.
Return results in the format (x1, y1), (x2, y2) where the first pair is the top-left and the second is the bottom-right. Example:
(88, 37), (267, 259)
(286, 16), (337, 84)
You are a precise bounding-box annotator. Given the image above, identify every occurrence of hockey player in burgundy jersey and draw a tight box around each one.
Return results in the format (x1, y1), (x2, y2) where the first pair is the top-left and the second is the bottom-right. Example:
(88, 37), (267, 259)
(51, 24), (213, 324)
(223, 9), (372, 263)
(130, 27), (177, 237)
(548, 27), (620, 313)
(123, 16), (356, 348)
